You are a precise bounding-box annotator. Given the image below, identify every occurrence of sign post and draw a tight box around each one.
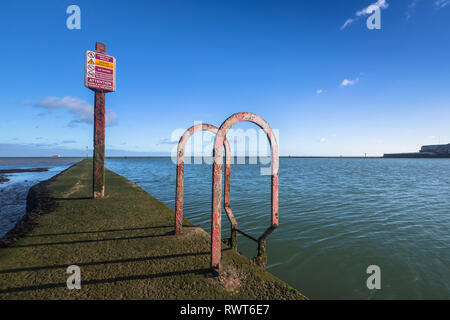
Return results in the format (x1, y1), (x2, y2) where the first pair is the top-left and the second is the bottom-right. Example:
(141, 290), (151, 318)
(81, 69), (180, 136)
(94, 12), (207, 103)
(85, 42), (116, 198)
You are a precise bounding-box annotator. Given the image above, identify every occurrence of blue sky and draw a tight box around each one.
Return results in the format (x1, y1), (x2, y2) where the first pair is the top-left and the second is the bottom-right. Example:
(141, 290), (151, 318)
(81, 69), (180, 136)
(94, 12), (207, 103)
(1, 0), (449, 157)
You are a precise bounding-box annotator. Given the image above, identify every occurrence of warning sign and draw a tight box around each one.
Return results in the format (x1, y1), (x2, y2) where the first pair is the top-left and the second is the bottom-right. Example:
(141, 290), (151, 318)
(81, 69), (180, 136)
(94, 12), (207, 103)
(85, 50), (116, 92)
(95, 60), (114, 69)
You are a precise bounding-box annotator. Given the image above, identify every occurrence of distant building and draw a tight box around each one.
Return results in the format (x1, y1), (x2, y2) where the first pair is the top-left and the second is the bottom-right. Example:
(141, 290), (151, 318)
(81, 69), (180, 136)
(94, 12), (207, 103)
(384, 144), (450, 158)
(420, 144), (450, 154)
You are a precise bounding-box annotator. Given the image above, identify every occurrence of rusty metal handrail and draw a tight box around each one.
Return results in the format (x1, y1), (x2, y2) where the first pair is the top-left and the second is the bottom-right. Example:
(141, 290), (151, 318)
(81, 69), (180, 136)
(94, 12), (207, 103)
(174, 124), (235, 235)
(211, 112), (279, 272)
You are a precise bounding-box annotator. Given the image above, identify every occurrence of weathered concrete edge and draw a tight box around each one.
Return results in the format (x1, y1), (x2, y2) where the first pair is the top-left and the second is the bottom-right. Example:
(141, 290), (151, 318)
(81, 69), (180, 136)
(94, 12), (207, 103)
(0, 161), (82, 248)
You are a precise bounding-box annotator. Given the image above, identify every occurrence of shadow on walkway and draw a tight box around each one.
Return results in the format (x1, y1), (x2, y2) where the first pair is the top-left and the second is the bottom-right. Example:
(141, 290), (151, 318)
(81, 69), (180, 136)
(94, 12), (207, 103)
(0, 268), (211, 294)
(0, 251), (209, 274)
(10, 232), (173, 248)
(27, 225), (173, 238)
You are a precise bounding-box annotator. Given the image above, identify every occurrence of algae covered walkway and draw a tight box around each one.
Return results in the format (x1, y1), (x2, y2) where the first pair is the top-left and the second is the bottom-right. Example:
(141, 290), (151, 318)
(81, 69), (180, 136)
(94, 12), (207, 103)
(0, 159), (306, 299)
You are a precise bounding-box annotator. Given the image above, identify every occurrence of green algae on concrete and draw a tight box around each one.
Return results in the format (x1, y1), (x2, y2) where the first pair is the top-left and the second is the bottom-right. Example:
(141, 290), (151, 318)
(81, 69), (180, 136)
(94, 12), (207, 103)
(0, 159), (307, 300)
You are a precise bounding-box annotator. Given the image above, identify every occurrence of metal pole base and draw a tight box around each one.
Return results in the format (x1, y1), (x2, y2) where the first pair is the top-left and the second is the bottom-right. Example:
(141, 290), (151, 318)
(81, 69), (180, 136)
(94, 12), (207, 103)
(205, 267), (220, 278)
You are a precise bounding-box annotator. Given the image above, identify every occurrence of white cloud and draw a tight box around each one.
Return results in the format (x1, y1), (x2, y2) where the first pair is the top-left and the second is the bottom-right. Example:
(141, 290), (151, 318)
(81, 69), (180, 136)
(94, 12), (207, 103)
(406, 0), (420, 19)
(407, 1), (449, 20)
(35, 96), (118, 127)
(159, 138), (178, 145)
(436, 0), (450, 8)
(341, 18), (354, 30)
(356, 0), (389, 16)
(319, 137), (326, 143)
(316, 89), (324, 95)
(340, 78), (359, 87)
(341, 0), (389, 29)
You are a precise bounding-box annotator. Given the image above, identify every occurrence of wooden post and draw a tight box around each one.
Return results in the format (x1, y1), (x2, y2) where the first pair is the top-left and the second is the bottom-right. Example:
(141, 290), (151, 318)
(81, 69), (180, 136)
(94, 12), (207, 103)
(93, 42), (106, 199)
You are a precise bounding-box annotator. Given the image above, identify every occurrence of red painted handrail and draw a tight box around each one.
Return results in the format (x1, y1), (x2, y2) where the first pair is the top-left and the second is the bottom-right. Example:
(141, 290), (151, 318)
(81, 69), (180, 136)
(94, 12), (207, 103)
(210, 112), (279, 271)
(174, 124), (234, 235)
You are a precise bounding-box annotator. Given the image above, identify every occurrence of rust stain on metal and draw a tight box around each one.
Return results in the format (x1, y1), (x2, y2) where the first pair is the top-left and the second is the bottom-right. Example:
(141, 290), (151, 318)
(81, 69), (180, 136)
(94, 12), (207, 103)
(92, 41), (107, 199)
(174, 124), (234, 235)
(95, 42), (106, 54)
(211, 112), (279, 271)
(93, 92), (105, 198)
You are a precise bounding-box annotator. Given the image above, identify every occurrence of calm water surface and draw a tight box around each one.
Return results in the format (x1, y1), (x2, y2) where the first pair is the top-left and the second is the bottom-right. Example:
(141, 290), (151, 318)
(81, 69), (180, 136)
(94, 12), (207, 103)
(106, 157), (450, 300)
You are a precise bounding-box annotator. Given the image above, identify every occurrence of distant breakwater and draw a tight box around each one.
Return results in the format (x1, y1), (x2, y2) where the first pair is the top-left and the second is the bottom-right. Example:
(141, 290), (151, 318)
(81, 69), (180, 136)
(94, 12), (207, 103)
(383, 153), (450, 158)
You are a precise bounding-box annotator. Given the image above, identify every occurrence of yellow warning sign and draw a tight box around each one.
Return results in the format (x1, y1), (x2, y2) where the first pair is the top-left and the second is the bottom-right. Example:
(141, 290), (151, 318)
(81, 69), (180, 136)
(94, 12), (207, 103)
(95, 59), (114, 69)
(88, 59), (95, 64)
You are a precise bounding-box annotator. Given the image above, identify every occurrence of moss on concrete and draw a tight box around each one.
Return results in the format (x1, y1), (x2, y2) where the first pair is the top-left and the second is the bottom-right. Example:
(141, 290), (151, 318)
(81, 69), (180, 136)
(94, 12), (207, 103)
(0, 159), (307, 300)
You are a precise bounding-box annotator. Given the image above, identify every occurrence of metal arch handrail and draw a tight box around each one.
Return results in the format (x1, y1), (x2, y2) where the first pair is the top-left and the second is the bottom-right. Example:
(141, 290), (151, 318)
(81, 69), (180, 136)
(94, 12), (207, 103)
(210, 112), (279, 272)
(174, 123), (236, 235)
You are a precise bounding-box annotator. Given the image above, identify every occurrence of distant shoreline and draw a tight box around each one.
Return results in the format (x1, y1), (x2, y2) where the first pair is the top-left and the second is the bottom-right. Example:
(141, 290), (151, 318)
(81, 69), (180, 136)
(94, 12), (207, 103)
(383, 153), (450, 158)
